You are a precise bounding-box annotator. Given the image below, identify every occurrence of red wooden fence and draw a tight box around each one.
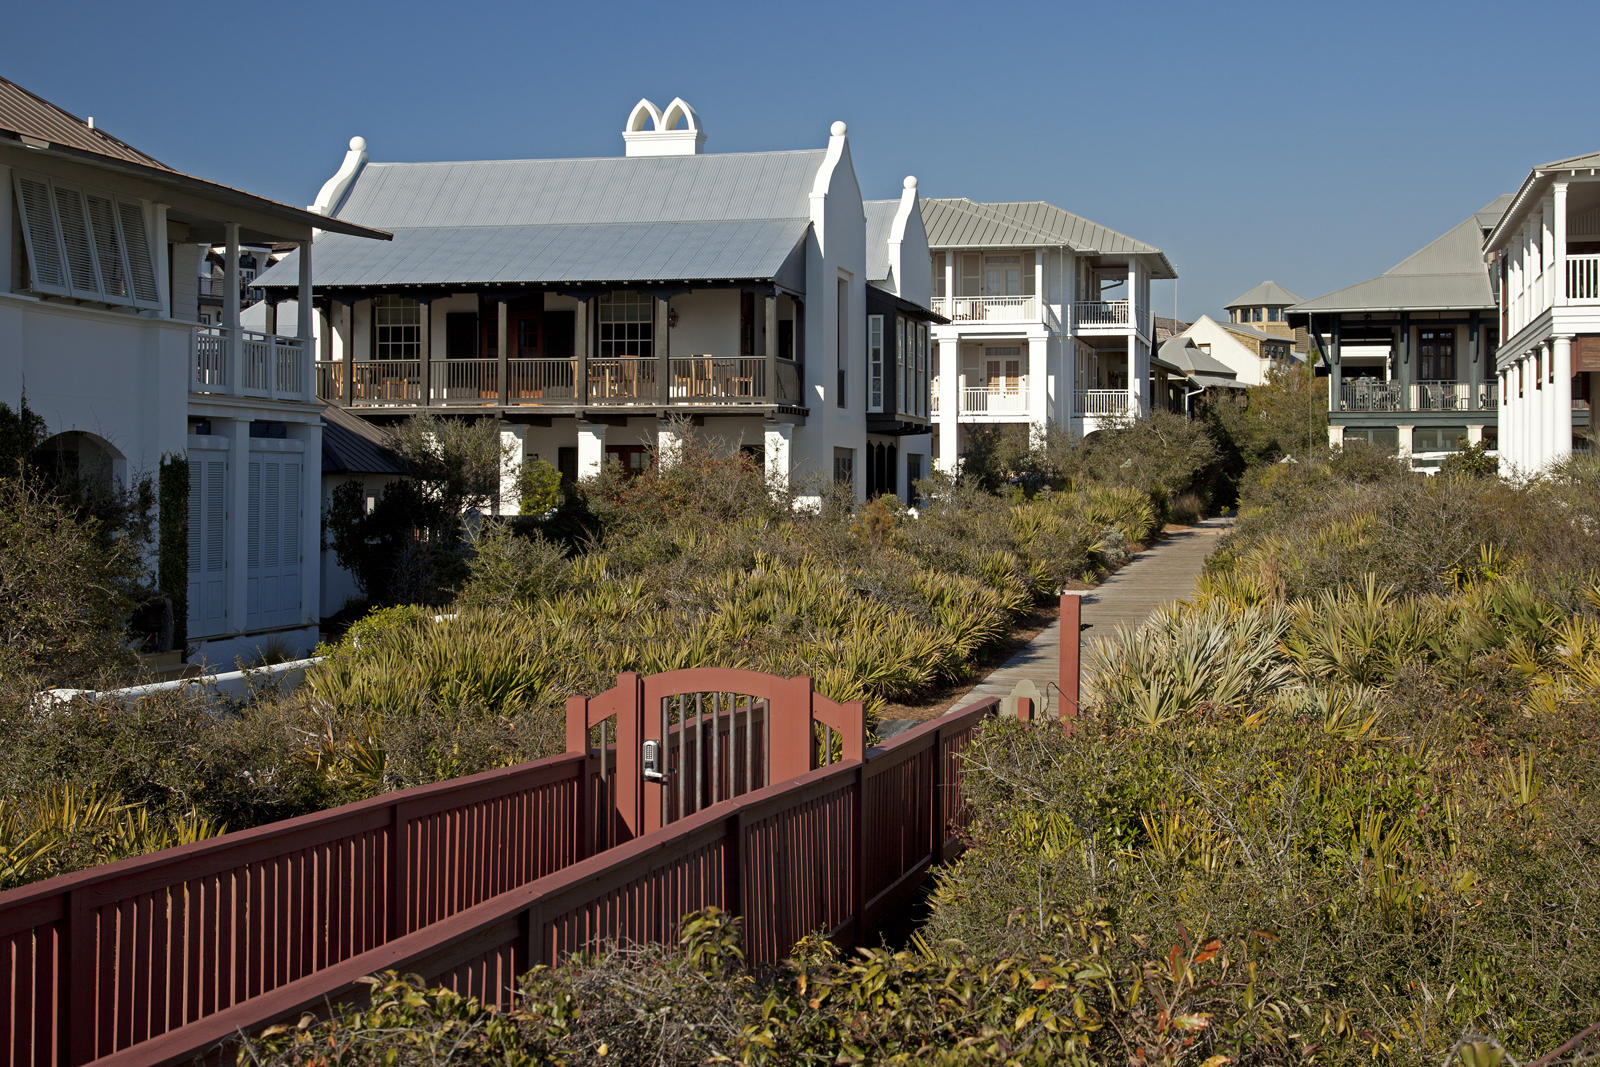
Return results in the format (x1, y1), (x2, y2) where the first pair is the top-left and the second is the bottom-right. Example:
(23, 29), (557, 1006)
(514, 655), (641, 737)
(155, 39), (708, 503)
(0, 671), (995, 1066)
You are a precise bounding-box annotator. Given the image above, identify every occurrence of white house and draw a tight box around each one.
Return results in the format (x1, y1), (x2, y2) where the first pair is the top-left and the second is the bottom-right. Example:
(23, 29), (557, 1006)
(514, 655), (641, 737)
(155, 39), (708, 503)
(1176, 314), (1294, 386)
(919, 198), (1177, 471)
(0, 76), (387, 667)
(1483, 150), (1600, 474)
(255, 99), (927, 504)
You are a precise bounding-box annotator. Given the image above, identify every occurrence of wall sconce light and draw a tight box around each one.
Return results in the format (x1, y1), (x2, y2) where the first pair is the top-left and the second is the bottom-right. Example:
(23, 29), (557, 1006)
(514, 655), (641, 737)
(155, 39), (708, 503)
(668, 307), (679, 328)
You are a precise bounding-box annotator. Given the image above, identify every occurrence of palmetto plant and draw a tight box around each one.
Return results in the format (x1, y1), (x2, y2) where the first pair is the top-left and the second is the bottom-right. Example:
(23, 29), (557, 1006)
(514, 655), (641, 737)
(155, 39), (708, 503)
(1087, 601), (1293, 729)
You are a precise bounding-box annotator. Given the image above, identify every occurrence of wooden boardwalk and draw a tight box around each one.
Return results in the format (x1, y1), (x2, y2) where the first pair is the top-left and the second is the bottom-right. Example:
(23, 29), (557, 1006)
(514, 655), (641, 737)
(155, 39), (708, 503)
(943, 516), (1233, 718)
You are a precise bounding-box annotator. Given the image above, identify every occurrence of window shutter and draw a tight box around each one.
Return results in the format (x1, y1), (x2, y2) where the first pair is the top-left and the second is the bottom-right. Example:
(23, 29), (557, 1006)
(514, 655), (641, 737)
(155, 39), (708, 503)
(13, 174), (68, 293)
(206, 460), (227, 573)
(263, 461), (281, 570)
(248, 460), (262, 571)
(117, 199), (160, 306)
(53, 186), (102, 297)
(86, 193), (130, 300)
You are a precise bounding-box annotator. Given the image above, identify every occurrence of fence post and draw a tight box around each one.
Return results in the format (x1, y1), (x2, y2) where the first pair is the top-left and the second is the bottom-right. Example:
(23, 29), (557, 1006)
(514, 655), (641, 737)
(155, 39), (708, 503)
(67, 886), (93, 1065)
(612, 673), (647, 838)
(1059, 592), (1084, 735)
(725, 810), (744, 929)
(853, 761), (868, 946)
(390, 802), (409, 939)
(769, 675), (817, 784)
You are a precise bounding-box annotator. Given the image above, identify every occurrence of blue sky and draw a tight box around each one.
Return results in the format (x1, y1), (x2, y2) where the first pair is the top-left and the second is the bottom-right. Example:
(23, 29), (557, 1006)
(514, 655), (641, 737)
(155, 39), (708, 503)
(11, 0), (1600, 319)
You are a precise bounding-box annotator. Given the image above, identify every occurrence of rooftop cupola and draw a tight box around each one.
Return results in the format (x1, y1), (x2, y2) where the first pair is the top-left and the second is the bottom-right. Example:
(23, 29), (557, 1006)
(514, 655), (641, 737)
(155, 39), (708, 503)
(623, 97), (706, 157)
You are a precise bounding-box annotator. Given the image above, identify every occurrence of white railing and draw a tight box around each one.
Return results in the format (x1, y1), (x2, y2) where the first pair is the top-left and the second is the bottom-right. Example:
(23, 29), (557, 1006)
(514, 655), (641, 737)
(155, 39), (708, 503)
(195, 326), (308, 400)
(960, 386), (1029, 415)
(193, 326), (227, 391)
(1075, 389), (1135, 417)
(1569, 254), (1600, 303)
(1072, 300), (1132, 329)
(930, 295), (1040, 323)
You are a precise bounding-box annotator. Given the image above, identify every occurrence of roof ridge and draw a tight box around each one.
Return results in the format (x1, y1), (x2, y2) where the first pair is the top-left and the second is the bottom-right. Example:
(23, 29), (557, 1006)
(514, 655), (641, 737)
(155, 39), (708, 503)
(364, 147), (827, 168)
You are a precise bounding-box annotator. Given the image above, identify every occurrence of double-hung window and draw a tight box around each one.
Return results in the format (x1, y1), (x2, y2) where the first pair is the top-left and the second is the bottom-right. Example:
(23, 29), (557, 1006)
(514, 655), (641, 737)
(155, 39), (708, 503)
(597, 291), (654, 360)
(895, 317), (907, 414)
(1418, 328), (1456, 381)
(12, 172), (160, 309)
(868, 315), (885, 413)
(374, 295), (423, 361)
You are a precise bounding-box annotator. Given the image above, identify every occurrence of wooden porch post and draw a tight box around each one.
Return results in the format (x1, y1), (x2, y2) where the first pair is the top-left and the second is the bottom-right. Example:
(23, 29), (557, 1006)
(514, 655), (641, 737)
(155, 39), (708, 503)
(497, 296), (509, 404)
(419, 297), (433, 406)
(764, 291), (778, 403)
(1058, 592), (1083, 735)
(341, 299), (355, 406)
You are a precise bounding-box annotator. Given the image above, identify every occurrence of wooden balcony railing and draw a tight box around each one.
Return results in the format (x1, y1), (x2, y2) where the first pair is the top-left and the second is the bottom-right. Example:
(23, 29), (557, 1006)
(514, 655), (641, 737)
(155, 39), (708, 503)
(316, 356), (804, 410)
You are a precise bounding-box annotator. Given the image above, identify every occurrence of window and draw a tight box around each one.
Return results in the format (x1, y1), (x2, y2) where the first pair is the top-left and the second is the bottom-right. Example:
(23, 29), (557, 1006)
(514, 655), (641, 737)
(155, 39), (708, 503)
(1418, 328), (1456, 381)
(917, 324), (930, 417)
(1251, 307), (1264, 323)
(896, 317), (907, 414)
(374, 296), (422, 361)
(1268, 307), (1283, 322)
(445, 311), (479, 359)
(833, 447), (855, 489)
(12, 172), (160, 309)
(836, 278), (848, 407)
(598, 291), (654, 359)
(868, 314), (885, 413)
(985, 346), (1022, 393)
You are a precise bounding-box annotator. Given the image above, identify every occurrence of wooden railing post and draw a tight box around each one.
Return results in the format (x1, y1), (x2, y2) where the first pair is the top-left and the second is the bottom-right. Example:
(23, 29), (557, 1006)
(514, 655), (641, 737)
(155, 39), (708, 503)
(725, 810), (744, 929)
(771, 675), (817, 784)
(67, 886), (92, 1065)
(390, 802), (408, 939)
(613, 673), (647, 837)
(853, 761), (868, 947)
(1059, 592), (1083, 735)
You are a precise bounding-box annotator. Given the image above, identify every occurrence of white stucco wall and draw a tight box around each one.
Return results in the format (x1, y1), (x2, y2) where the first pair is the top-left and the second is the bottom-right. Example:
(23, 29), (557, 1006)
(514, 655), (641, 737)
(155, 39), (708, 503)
(668, 290), (740, 355)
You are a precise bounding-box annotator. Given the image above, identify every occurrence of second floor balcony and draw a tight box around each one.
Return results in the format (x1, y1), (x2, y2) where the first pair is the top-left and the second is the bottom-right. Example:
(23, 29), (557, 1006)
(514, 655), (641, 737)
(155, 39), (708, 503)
(192, 325), (312, 403)
(315, 355), (804, 410)
(930, 295), (1041, 324)
(1337, 379), (1498, 414)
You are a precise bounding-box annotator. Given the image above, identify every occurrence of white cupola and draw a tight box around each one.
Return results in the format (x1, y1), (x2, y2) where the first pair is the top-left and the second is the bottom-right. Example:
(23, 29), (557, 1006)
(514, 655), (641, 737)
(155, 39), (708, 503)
(622, 97), (706, 157)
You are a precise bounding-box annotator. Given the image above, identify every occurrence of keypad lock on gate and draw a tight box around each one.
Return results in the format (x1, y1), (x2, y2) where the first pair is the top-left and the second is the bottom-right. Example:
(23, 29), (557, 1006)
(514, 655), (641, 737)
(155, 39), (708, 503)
(642, 740), (668, 782)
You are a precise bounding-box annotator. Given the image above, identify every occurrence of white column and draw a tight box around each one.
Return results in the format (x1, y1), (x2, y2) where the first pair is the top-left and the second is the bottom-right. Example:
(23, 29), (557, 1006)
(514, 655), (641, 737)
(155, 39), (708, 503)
(577, 421), (606, 480)
(1027, 334), (1049, 436)
(943, 253), (955, 311)
(224, 222), (242, 391)
(1467, 424), (1484, 445)
(1396, 424), (1414, 458)
(154, 204), (171, 316)
(298, 421), (321, 630)
(225, 417), (250, 636)
(1542, 197), (1554, 311)
(1540, 344), (1553, 470)
(936, 337), (960, 473)
(1328, 423), (1345, 448)
(1126, 262), (1138, 338)
(763, 421), (792, 490)
(297, 238), (314, 401)
(656, 418), (687, 467)
(1033, 250), (1045, 318)
(1554, 335), (1574, 466)
(1125, 333), (1139, 418)
(1555, 182), (1570, 308)
(498, 423), (526, 515)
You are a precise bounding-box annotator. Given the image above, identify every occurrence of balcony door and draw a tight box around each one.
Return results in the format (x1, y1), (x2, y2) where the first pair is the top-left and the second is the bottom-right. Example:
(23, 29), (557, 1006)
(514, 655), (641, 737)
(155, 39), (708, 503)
(985, 347), (1022, 393)
(984, 255), (1023, 297)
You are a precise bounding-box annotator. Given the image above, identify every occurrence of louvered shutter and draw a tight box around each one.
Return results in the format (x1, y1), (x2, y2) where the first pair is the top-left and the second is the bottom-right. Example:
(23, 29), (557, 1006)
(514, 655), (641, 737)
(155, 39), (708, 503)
(246, 455), (305, 629)
(117, 199), (160, 307)
(85, 193), (130, 300)
(13, 174), (68, 294)
(52, 185), (102, 298)
(187, 456), (230, 637)
(246, 458), (262, 625)
(280, 461), (301, 625)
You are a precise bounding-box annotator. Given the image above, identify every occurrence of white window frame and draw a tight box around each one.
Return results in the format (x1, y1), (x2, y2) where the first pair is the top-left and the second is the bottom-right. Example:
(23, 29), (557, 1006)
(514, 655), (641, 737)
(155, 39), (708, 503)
(374, 295), (423, 361)
(918, 323), (930, 417)
(12, 172), (160, 310)
(868, 314), (885, 413)
(895, 316), (907, 415)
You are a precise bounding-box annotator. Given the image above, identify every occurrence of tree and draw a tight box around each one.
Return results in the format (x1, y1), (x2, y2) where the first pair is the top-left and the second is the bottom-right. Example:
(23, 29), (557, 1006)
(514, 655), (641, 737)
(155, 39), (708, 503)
(1207, 362), (1328, 467)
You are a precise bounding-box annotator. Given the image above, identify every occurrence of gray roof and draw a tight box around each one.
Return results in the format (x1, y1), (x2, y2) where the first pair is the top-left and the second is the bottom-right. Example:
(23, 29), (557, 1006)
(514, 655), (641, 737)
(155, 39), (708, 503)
(920, 198), (1176, 279)
(258, 149), (826, 290)
(1223, 280), (1303, 308)
(261, 219), (809, 288)
(321, 404), (406, 476)
(1158, 336), (1238, 379)
(864, 199), (898, 283)
(1290, 195), (1512, 315)
(1485, 150), (1600, 253)
(1219, 320), (1290, 343)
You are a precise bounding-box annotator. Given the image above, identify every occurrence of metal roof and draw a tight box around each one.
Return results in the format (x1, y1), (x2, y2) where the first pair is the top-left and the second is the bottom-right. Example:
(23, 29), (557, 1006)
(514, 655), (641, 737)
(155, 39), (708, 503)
(321, 404), (406, 476)
(864, 199), (898, 283)
(1158, 336), (1238, 378)
(1219, 320), (1290, 343)
(259, 218), (809, 289)
(0, 76), (170, 169)
(257, 147), (831, 289)
(1290, 195), (1512, 315)
(920, 198), (1177, 279)
(1223, 280), (1304, 308)
(333, 150), (825, 229)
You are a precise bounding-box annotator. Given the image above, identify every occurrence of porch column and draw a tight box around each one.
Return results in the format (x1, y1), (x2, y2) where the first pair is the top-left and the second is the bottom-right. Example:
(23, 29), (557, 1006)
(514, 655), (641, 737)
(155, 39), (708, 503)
(577, 420), (606, 480)
(1538, 345), (1550, 470)
(1396, 424), (1414, 458)
(1554, 335), (1574, 466)
(1466, 314), (1480, 400)
(657, 418), (687, 468)
(1542, 197), (1555, 311)
(657, 296), (671, 406)
(1328, 316), (1342, 412)
(499, 423), (526, 514)
(1328, 423), (1344, 448)
(496, 298), (509, 404)
(297, 238), (314, 401)
(154, 205), (171, 315)
(224, 223), (242, 391)
(1555, 181), (1570, 307)
(1125, 333), (1139, 418)
(763, 420), (792, 491)
(339, 300), (355, 406)
(1467, 424), (1484, 445)
(298, 421), (321, 627)
(936, 336), (960, 473)
(1027, 335), (1049, 436)
(1126, 262), (1138, 339)
(1033, 250), (1044, 318)
(1396, 314), (1411, 408)
(764, 293), (778, 403)
(943, 253), (954, 312)
(419, 299), (432, 405)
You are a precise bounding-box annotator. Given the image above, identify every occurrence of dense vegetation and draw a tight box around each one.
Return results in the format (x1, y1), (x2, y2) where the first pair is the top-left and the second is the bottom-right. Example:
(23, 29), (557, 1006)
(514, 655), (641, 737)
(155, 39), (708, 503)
(0, 428), (1169, 890)
(249, 446), (1600, 1065)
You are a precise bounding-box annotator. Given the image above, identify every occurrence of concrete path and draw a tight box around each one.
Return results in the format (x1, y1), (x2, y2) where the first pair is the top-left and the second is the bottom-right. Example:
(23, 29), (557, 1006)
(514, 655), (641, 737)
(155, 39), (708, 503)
(944, 516), (1234, 716)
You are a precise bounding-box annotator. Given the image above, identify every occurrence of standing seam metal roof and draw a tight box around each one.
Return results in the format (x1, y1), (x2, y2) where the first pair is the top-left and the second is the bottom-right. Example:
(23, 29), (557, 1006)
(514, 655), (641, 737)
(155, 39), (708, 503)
(0, 76), (170, 169)
(1223, 280), (1304, 309)
(919, 198), (1176, 279)
(864, 199), (899, 283)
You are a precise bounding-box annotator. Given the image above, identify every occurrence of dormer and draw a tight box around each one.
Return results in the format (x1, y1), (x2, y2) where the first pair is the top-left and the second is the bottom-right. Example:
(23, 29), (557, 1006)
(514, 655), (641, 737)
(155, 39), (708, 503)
(622, 97), (706, 157)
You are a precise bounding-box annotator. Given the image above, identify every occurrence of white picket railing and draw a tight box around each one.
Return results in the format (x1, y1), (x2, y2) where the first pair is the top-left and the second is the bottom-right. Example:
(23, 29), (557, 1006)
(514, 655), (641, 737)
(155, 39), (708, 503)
(1071, 300), (1132, 329)
(961, 386), (1029, 415)
(1075, 389), (1136, 417)
(1569, 254), (1600, 303)
(930, 295), (1040, 323)
(192, 326), (310, 400)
